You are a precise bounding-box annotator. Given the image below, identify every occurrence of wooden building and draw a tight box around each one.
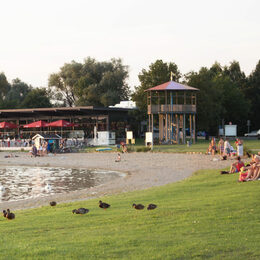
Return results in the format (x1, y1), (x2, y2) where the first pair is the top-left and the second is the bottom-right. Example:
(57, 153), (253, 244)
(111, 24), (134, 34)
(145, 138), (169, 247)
(146, 81), (199, 144)
(0, 106), (132, 139)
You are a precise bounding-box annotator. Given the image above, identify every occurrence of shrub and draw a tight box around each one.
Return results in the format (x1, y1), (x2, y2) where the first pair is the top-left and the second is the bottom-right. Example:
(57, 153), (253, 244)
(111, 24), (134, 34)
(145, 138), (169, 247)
(136, 147), (151, 152)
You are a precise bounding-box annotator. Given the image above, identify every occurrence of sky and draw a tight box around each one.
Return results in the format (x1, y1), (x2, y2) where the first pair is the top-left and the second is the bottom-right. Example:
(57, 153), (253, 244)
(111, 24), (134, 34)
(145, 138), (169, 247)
(0, 0), (260, 90)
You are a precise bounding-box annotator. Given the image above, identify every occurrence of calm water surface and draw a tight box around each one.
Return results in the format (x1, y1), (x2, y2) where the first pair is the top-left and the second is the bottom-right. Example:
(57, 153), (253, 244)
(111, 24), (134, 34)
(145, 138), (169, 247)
(0, 167), (125, 202)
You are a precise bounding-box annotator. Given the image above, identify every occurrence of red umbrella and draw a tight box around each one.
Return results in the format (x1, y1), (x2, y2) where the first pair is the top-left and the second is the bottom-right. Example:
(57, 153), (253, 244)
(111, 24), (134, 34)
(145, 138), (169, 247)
(47, 120), (77, 137)
(0, 122), (18, 129)
(23, 120), (49, 128)
(47, 120), (75, 127)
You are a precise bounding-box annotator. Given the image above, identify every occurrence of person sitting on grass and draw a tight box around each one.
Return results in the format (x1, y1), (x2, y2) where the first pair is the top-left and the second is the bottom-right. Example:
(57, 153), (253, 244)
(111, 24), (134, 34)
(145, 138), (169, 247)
(229, 156), (244, 173)
(206, 143), (214, 155)
(239, 155), (260, 181)
(221, 156), (244, 174)
(244, 155), (260, 181)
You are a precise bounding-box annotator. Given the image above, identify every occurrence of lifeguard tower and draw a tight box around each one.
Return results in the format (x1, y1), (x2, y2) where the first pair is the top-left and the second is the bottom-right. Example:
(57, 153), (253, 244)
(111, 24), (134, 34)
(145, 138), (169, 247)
(146, 79), (199, 144)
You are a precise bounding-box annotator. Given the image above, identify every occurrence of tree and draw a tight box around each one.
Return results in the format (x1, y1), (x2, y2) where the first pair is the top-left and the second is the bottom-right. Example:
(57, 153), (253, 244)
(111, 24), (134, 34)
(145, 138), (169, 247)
(186, 67), (223, 134)
(186, 62), (250, 135)
(3, 78), (32, 108)
(132, 60), (181, 120)
(48, 57), (130, 107)
(21, 88), (52, 108)
(243, 60), (260, 129)
(0, 72), (10, 106)
(223, 61), (246, 87)
(49, 61), (83, 107)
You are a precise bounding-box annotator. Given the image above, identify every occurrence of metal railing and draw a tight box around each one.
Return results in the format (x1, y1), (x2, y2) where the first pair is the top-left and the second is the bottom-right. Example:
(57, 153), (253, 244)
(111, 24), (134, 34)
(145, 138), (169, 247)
(148, 104), (196, 114)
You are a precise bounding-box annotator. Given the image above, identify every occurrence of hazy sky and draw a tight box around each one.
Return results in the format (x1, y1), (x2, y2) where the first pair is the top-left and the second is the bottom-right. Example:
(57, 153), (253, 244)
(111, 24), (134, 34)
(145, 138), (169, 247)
(1, 0), (259, 90)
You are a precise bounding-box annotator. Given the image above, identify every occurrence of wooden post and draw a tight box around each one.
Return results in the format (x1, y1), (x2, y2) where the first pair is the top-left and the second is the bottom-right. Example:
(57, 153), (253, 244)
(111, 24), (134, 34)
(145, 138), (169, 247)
(151, 113), (154, 146)
(183, 114), (186, 144)
(148, 114), (151, 132)
(165, 114), (168, 141)
(193, 114), (196, 143)
(176, 114), (179, 144)
(106, 115), (109, 131)
(189, 114), (192, 142)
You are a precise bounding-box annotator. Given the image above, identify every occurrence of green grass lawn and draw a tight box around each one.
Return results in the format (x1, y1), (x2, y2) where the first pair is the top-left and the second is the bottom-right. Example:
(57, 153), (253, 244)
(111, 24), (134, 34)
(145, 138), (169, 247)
(85, 139), (260, 154)
(1, 169), (259, 259)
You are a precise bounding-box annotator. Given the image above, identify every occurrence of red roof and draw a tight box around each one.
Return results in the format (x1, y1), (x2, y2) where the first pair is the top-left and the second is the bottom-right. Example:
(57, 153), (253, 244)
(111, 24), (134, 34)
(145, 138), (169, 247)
(0, 121), (17, 129)
(23, 120), (49, 128)
(146, 81), (199, 91)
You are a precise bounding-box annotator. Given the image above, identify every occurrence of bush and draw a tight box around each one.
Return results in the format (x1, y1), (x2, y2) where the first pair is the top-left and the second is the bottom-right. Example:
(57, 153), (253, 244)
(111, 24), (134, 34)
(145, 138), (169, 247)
(126, 146), (135, 153)
(136, 147), (151, 152)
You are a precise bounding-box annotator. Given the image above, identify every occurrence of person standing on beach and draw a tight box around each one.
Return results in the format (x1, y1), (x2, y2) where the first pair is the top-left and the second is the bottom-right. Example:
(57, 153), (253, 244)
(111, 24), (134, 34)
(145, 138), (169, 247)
(235, 138), (243, 157)
(224, 139), (231, 156)
(218, 138), (224, 156)
(210, 137), (216, 155)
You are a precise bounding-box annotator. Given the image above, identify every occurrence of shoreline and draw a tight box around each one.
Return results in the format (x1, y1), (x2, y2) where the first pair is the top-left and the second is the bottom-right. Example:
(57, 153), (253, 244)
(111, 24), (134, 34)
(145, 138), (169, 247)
(0, 152), (232, 211)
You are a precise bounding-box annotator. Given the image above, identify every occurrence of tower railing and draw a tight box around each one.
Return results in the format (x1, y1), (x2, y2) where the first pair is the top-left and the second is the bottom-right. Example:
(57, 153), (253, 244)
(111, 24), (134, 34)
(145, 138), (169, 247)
(148, 104), (196, 114)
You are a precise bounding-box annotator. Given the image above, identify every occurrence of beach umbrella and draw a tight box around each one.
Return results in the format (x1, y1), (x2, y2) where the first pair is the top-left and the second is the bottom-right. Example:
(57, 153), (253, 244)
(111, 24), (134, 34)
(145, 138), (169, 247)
(23, 120), (49, 128)
(47, 120), (76, 137)
(0, 121), (18, 139)
(0, 122), (18, 129)
(47, 120), (75, 127)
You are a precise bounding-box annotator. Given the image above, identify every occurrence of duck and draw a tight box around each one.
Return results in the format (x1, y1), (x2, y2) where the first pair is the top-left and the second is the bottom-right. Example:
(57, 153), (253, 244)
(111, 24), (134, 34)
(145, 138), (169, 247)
(44, 184), (52, 192)
(0, 184), (5, 192)
(50, 201), (57, 206)
(6, 209), (15, 220)
(132, 203), (145, 210)
(72, 208), (89, 214)
(3, 210), (7, 218)
(147, 204), (157, 210)
(99, 200), (110, 209)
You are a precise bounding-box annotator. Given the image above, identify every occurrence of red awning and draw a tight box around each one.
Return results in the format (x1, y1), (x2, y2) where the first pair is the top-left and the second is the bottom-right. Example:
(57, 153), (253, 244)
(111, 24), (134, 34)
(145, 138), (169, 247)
(23, 120), (49, 128)
(0, 121), (18, 129)
(47, 120), (75, 127)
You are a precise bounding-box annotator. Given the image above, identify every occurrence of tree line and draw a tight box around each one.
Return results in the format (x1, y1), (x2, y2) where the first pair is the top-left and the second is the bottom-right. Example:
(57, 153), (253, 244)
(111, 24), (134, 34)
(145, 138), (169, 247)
(0, 57), (259, 134)
(133, 60), (260, 135)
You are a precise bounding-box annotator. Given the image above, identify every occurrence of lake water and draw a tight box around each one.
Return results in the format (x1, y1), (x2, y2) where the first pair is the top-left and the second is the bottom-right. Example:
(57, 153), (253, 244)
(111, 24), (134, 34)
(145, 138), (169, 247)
(0, 167), (125, 202)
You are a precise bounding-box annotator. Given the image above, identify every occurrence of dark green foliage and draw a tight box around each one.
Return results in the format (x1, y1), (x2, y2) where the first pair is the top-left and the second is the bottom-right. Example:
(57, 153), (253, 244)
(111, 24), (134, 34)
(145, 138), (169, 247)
(136, 146), (150, 152)
(242, 60), (260, 130)
(0, 74), (52, 109)
(20, 88), (52, 108)
(48, 57), (130, 107)
(132, 59), (181, 120)
(131, 59), (254, 135)
(186, 62), (250, 135)
(3, 78), (32, 108)
(0, 72), (10, 104)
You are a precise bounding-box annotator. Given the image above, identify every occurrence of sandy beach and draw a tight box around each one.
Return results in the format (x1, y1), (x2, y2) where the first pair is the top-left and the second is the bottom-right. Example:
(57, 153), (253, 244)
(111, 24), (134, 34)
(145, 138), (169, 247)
(0, 152), (232, 210)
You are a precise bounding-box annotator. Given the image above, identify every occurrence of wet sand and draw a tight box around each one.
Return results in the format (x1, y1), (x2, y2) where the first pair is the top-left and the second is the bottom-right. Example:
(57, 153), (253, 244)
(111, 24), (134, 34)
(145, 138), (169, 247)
(0, 152), (231, 210)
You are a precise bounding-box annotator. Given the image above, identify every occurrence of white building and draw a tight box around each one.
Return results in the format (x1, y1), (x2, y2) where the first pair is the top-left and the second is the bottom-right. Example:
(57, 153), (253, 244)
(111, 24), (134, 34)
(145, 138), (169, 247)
(109, 101), (136, 109)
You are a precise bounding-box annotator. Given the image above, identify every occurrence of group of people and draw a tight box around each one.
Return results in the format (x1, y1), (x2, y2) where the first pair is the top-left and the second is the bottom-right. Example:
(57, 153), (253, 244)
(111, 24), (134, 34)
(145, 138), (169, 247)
(221, 153), (260, 182)
(238, 154), (260, 182)
(207, 137), (243, 157)
(30, 141), (56, 157)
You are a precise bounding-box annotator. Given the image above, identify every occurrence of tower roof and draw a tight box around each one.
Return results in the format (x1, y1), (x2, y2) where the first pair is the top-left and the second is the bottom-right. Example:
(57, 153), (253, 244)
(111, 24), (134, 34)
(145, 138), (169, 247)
(146, 81), (199, 91)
